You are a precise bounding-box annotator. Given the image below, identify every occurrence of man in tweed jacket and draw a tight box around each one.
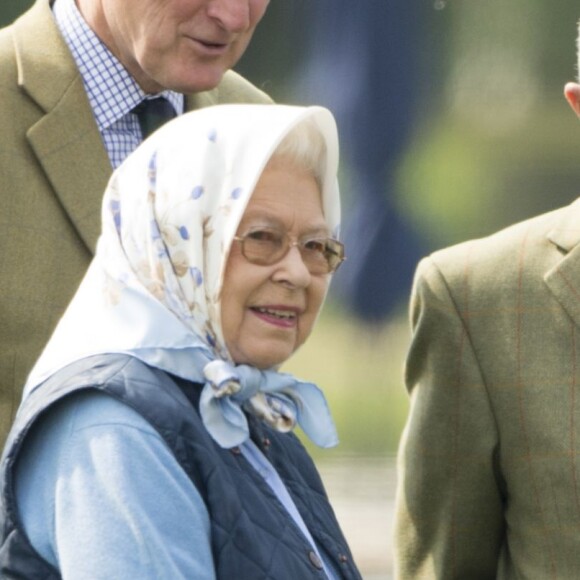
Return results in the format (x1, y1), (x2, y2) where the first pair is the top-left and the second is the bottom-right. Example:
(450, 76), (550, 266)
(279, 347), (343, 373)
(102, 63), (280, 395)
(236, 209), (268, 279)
(394, 33), (580, 579)
(0, 0), (271, 447)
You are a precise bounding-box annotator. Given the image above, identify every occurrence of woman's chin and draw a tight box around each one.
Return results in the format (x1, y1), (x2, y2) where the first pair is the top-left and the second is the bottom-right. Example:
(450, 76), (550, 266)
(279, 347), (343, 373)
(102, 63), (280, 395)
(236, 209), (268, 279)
(231, 346), (295, 370)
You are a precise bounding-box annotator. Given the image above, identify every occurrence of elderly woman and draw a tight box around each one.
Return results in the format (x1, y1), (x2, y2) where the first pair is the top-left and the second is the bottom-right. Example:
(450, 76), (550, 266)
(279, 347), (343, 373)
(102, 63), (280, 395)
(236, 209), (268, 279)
(0, 105), (360, 579)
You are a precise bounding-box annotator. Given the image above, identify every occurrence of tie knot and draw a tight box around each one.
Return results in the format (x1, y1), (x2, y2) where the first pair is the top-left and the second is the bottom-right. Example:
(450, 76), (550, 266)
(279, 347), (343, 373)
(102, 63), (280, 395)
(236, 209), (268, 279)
(133, 97), (176, 140)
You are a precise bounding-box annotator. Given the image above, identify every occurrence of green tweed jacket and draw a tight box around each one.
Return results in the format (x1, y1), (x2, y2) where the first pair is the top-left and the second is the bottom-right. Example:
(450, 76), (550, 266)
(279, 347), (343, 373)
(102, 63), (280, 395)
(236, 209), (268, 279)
(0, 0), (271, 446)
(395, 198), (580, 578)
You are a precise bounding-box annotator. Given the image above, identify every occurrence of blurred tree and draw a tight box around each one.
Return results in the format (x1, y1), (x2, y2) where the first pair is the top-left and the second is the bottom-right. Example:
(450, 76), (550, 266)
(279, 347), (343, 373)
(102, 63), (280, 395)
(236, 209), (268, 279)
(235, 0), (307, 101)
(398, 0), (580, 249)
(0, 0), (33, 27)
(289, 0), (428, 324)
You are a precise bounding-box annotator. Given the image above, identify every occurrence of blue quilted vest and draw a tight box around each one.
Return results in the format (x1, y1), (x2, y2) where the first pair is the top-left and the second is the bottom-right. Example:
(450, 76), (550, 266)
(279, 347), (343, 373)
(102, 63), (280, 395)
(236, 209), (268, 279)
(0, 354), (361, 579)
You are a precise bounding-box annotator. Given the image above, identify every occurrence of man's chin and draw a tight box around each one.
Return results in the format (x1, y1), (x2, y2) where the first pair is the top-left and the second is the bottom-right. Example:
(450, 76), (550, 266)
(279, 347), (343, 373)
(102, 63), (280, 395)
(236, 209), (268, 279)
(168, 64), (231, 94)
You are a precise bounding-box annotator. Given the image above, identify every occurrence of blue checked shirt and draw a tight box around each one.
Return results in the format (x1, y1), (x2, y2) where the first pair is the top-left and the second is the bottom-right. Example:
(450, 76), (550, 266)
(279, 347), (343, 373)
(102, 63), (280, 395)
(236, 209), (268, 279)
(53, 0), (184, 169)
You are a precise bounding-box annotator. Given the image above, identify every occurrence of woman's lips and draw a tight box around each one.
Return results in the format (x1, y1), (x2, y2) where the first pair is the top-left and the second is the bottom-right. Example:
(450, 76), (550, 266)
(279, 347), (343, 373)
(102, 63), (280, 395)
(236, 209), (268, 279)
(250, 306), (300, 328)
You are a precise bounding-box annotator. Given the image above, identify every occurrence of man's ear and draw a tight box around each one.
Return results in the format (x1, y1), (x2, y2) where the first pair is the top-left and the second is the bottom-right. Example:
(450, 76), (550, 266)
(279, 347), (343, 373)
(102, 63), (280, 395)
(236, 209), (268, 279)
(564, 82), (580, 117)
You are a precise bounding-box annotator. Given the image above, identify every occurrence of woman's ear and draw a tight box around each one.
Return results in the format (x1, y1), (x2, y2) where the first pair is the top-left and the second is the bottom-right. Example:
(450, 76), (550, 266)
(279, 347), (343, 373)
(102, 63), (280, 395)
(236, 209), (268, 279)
(564, 82), (580, 117)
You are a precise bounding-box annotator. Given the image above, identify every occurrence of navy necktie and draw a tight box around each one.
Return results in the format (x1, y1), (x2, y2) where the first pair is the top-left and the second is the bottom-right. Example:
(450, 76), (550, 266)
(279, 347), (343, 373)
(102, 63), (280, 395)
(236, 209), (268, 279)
(133, 97), (177, 140)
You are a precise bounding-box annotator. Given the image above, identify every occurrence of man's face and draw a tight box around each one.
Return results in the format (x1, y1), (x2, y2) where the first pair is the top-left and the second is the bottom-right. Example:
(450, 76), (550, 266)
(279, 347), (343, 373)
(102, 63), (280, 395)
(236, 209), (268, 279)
(79, 0), (270, 94)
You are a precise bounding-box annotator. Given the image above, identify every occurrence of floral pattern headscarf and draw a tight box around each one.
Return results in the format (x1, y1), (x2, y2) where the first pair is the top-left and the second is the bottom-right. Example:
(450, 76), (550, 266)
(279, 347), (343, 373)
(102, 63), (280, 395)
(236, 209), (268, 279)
(25, 104), (341, 448)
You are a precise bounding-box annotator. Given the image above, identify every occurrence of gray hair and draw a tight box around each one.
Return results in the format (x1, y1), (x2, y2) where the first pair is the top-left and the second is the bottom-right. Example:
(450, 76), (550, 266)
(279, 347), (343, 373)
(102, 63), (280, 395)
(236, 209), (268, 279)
(268, 117), (327, 189)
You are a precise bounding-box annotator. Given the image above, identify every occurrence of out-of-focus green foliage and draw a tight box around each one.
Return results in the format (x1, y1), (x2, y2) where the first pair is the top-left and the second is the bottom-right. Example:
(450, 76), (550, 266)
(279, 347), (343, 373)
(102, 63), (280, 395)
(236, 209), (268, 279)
(235, 0), (309, 102)
(396, 105), (580, 249)
(398, 0), (580, 249)
(0, 0), (33, 27)
(282, 305), (410, 459)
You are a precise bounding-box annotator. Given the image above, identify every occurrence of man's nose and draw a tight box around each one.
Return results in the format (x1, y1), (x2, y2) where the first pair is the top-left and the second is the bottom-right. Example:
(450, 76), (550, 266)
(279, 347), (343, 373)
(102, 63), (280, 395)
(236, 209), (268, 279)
(207, 0), (251, 32)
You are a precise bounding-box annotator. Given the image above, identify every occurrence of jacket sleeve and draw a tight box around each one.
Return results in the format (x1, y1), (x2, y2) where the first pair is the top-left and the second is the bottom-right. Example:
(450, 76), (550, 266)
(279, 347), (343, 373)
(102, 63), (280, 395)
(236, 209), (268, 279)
(393, 256), (505, 579)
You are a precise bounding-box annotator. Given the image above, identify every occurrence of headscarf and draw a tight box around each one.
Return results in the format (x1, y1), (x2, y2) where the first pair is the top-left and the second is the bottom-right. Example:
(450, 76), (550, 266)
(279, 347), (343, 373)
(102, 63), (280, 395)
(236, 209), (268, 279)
(24, 104), (341, 449)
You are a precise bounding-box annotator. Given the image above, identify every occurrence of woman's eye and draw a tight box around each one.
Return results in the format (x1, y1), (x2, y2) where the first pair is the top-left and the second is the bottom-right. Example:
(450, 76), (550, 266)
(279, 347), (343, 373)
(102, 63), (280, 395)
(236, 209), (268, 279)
(247, 229), (280, 243)
(303, 239), (326, 253)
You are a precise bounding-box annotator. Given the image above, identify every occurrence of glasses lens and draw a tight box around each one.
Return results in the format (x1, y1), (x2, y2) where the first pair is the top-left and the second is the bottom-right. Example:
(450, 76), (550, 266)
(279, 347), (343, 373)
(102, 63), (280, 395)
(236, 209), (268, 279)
(242, 229), (285, 265)
(239, 228), (345, 274)
(301, 239), (331, 274)
(301, 238), (345, 274)
(324, 239), (345, 272)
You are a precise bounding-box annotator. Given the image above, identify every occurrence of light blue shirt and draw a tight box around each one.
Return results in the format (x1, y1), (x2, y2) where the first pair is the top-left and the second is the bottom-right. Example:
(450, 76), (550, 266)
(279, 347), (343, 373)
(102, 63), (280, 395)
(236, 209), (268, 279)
(16, 392), (215, 579)
(15, 391), (337, 578)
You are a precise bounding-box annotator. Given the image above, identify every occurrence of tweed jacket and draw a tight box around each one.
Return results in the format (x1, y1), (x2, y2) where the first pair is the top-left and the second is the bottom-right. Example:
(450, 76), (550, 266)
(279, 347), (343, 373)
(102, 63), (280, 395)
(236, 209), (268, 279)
(394, 198), (580, 579)
(0, 0), (271, 446)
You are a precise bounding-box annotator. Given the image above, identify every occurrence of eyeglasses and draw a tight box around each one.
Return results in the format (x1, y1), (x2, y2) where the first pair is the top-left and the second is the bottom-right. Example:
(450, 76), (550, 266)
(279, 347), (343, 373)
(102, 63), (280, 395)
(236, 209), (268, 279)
(233, 227), (345, 274)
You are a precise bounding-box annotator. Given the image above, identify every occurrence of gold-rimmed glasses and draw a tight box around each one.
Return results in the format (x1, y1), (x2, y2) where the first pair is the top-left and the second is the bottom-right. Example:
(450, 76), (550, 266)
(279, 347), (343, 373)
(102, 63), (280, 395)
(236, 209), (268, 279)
(233, 227), (345, 274)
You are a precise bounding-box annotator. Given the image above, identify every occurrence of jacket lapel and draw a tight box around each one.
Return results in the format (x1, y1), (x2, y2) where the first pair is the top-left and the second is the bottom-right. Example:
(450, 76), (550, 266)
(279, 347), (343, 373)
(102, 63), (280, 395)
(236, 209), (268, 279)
(544, 198), (580, 328)
(13, 1), (226, 254)
(184, 88), (219, 112)
(14, 0), (111, 254)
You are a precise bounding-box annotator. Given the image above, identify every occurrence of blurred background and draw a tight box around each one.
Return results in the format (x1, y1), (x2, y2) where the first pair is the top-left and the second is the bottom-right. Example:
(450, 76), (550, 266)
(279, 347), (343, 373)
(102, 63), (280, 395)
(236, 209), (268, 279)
(5, 1), (580, 577)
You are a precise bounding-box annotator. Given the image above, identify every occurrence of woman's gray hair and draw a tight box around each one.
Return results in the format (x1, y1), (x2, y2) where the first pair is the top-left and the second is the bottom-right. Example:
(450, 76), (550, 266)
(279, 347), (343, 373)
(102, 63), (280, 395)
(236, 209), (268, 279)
(268, 117), (328, 189)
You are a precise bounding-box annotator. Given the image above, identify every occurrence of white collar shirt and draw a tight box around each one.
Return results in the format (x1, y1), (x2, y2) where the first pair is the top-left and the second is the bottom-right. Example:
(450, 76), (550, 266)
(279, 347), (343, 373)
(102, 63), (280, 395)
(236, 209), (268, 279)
(52, 0), (184, 169)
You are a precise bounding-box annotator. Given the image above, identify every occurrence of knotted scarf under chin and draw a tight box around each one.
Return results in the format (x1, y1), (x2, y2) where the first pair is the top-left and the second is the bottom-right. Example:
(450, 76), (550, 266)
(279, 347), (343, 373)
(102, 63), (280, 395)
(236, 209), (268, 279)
(199, 359), (339, 449)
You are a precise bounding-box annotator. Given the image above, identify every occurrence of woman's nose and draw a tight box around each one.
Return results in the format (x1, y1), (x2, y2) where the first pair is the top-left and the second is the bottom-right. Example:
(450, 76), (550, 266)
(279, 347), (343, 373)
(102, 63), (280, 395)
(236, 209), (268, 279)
(272, 245), (312, 288)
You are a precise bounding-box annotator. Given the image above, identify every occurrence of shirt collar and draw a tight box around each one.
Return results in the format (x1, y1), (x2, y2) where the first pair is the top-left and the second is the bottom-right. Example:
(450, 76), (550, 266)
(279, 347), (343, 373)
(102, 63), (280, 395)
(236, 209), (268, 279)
(52, 0), (184, 132)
